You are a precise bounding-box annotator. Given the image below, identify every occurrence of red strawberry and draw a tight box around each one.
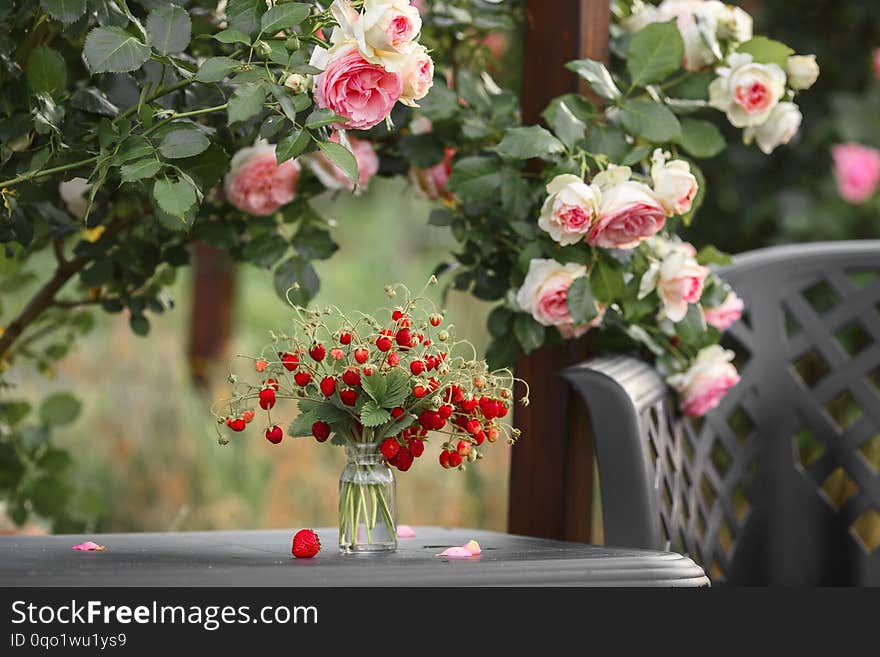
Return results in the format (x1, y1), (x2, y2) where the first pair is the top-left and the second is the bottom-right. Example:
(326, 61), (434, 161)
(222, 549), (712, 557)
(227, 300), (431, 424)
(340, 389), (357, 406)
(473, 430), (486, 446)
(410, 360), (425, 376)
(430, 413), (446, 431)
(228, 418), (246, 432)
(465, 419), (481, 435)
(354, 348), (369, 364)
(392, 309), (404, 321)
(395, 446), (414, 471)
(376, 335), (393, 352)
(259, 388), (276, 410)
(396, 328), (412, 347)
(281, 352), (299, 371)
(390, 406), (405, 419)
(320, 376), (336, 397)
(419, 410), (438, 430)
(339, 332), (352, 345)
(242, 410), (255, 423)
(387, 352), (400, 367)
(457, 439), (472, 456)
(479, 396), (500, 419)
(294, 371), (312, 386)
(255, 359), (268, 372)
(363, 365), (374, 376)
(486, 427), (499, 443)
(497, 405), (509, 418)
(439, 450), (451, 469)
(448, 451), (463, 468)
(291, 529), (321, 558)
(330, 348), (345, 361)
(342, 368), (361, 387)
(309, 343), (326, 362)
(265, 425), (283, 444)
(429, 314), (442, 327)
(312, 421), (331, 442)
(408, 438), (424, 458)
(266, 378), (280, 391)
(425, 355), (437, 371)
(460, 397), (478, 412)
(380, 438), (400, 460)
(428, 378), (440, 391)
(438, 404), (453, 419)
(413, 385), (428, 398)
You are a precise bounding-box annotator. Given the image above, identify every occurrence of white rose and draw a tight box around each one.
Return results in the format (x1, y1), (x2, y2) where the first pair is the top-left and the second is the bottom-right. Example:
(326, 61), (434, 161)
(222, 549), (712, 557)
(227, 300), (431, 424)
(624, 3), (664, 32)
(515, 259), (586, 327)
(537, 174), (600, 246)
(650, 149), (699, 216)
(639, 248), (708, 322)
(709, 52), (786, 127)
(785, 54), (819, 90)
(715, 3), (753, 43)
(399, 44), (434, 106)
(745, 101), (802, 155)
(658, 0), (723, 71)
(58, 178), (91, 220)
(352, 0), (421, 71)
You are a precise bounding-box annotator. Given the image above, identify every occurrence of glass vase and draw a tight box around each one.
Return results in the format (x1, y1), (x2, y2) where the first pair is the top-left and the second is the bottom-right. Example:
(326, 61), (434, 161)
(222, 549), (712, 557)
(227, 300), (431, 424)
(338, 442), (397, 553)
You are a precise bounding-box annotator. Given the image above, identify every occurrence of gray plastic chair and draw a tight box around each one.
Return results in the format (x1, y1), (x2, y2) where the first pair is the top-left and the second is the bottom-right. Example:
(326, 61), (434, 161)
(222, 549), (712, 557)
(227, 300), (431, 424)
(563, 240), (880, 585)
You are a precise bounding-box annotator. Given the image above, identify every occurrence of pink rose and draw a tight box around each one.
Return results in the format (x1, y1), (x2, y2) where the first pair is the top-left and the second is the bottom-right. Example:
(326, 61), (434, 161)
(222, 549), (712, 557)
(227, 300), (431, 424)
(650, 149), (698, 217)
(668, 346), (740, 417)
(400, 45), (434, 105)
(314, 44), (403, 130)
(639, 247), (709, 323)
(411, 147), (455, 200)
(588, 181), (666, 249)
(308, 132), (379, 192)
(709, 53), (785, 128)
(704, 291), (744, 331)
(538, 174), (600, 246)
(515, 259), (603, 338)
(224, 141), (301, 216)
(832, 143), (880, 204)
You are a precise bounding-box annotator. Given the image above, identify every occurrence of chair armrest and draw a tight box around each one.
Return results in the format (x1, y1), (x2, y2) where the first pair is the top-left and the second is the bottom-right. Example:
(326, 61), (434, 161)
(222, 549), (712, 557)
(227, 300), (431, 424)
(561, 355), (669, 550)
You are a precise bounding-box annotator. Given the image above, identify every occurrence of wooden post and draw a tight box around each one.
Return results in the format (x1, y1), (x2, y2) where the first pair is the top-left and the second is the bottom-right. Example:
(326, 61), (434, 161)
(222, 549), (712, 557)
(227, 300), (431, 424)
(508, 0), (610, 543)
(189, 242), (236, 390)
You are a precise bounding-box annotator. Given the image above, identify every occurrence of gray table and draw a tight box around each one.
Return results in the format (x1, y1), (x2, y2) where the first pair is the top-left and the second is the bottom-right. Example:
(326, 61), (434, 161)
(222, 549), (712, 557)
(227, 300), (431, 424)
(0, 527), (709, 587)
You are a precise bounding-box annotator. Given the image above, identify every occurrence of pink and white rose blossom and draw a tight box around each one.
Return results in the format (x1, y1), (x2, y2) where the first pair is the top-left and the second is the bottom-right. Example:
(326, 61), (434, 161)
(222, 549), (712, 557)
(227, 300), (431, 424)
(224, 141), (301, 216)
(307, 133), (379, 192)
(639, 246), (709, 323)
(400, 44), (434, 106)
(411, 147), (455, 200)
(538, 174), (600, 246)
(587, 166), (666, 249)
(668, 345), (740, 417)
(516, 259), (603, 337)
(356, 0), (422, 60)
(313, 44), (403, 130)
(746, 102), (802, 155)
(832, 143), (880, 204)
(785, 55), (819, 91)
(709, 53), (786, 127)
(650, 149), (699, 216)
(704, 290), (744, 331)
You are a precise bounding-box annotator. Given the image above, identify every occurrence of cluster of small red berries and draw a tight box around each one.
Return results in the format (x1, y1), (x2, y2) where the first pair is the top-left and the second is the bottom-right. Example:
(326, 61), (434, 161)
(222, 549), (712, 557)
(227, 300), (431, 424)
(379, 426), (427, 472)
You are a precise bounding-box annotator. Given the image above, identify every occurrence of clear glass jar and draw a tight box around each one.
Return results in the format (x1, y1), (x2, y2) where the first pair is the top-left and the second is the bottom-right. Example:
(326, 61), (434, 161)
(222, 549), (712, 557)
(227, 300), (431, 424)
(338, 442), (397, 553)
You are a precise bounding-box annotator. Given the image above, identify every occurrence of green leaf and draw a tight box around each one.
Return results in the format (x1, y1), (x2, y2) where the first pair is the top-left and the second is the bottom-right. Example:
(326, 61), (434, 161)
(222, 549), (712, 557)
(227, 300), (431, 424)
(542, 96), (595, 149)
(696, 245), (733, 266)
(294, 224), (338, 260)
(0, 401), (31, 426)
(195, 56), (239, 83)
(361, 372), (387, 406)
(382, 369), (410, 408)
(565, 59), (621, 99)
(213, 29), (252, 45)
(360, 400), (391, 428)
(627, 20), (685, 87)
(276, 128), (310, 164)
(736, 37), (794, 65)
(591, 257), (625, 303)
(146, 5), (191, 55)
(316, 141), (358, 184)
(84, 27), (151, 74)
(447, 155), (501, 202)
(26, 46), (67, 96)
(513, 314), (546, 354)
(485, 336), (519, 370)
(399, 133), (445, 168)
(39, 393), (82, 426)
(679, 118), (725, 158)
(298, 400), (351, 425)
(585, 124), (628, 162)
(120, 158), (162, 182)
(130, 314), (150, 336)
(40, 0), (86, 24)
(305, 108), (344, 128)
(227, 0), (264, 36)
(493, 126), (565, 160)
(621, 144), (653, 166)
(487, 306), (514, 337)
(273, 257), (319, 305)
(567, 277), (599, 324)
(675, 304), (707, 342)
(243, 232), (288, 268)
(153, 177), (197, 217)
(260, 2), (311, 32)
(71, 88), (118, 116)
(228, 82), (266, 124)
(620, 99), (682, 142)
(158, 128), (209, 159)
(427, 208), (454, 226)
(288, 410), (320, 437)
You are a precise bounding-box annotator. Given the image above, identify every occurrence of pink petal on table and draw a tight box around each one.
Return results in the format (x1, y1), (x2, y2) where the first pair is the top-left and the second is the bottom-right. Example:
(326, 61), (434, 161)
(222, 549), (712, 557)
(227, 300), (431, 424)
(396, 525), (416, 538)
(437, 546), (475, 558)
(72, 541), (105, 551)
(462, 539), (481, 555)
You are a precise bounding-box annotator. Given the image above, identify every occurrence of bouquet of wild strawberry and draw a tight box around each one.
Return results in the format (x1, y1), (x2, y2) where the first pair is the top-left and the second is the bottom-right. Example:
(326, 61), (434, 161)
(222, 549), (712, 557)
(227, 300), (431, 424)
(213, 279), (528, 553)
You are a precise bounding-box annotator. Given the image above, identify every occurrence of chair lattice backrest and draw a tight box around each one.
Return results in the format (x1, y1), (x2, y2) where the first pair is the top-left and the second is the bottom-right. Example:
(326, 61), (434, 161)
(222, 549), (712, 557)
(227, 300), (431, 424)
(564, 241), (880, 585)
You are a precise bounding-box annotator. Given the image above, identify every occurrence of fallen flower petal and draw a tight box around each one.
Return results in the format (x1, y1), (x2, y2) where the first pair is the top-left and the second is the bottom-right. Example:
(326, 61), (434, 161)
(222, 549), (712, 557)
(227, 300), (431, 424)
(397, 525), (416, 538)
(72, 541), (105, 551)
(437, 546), (475, 558)
(462, 539), (481, 555)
